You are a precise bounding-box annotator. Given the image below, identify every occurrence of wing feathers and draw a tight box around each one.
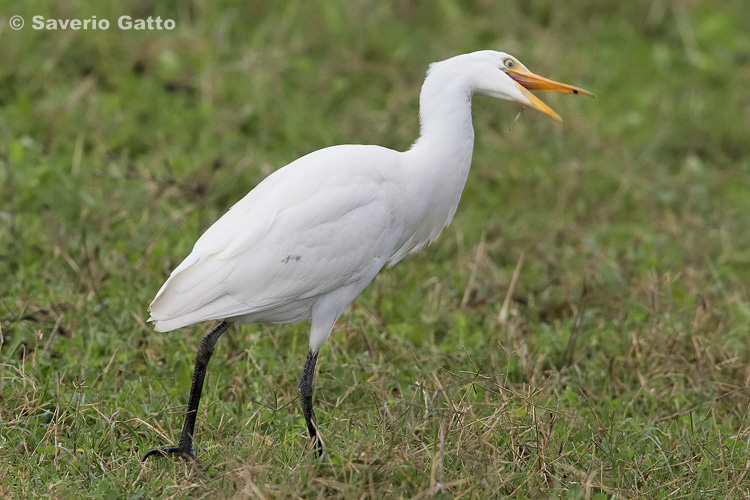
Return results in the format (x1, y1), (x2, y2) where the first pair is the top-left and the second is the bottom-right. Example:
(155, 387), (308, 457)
(149, 145), (403, 331)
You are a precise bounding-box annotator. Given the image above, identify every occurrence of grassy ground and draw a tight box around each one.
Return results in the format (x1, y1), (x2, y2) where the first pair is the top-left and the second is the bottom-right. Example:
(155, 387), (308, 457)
(2, 1), (750, 498)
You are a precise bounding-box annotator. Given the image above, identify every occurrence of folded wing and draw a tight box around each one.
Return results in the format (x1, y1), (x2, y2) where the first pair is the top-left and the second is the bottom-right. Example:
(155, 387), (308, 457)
(149, 145), (404, 331)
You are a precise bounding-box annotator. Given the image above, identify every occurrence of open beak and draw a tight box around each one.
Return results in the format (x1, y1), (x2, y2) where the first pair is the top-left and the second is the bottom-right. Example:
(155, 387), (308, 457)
(505, 66), (595, 121)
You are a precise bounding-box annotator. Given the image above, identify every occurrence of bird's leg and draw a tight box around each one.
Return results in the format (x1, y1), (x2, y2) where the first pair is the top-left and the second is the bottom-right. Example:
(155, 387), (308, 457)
(143, 320), (230, 464)
(298, 349), (323, 455)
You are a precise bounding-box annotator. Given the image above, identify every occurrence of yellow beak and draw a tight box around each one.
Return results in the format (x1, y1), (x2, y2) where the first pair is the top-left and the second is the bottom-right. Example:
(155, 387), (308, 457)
(505, 66), (595, 121)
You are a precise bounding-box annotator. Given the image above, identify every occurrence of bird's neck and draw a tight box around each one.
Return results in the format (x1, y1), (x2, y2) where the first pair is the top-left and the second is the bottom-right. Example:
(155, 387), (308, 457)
(387, 78), (476, 262)
(409, 79), (475, 167)
(405, 75), (476, 204)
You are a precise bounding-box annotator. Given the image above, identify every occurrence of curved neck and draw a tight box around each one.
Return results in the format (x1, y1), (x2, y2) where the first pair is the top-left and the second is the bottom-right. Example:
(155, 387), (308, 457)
(387, 71), (476, 264)
(409, 73), (475, 169)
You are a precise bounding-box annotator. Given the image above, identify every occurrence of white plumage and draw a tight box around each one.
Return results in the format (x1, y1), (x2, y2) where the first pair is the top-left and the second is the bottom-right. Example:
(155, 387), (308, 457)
(150, 145), (404, 348)
(143, 50), (592, 462)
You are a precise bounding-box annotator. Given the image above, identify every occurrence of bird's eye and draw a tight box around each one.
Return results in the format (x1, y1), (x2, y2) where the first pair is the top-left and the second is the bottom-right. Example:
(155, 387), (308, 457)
(503, 58), (515, 69)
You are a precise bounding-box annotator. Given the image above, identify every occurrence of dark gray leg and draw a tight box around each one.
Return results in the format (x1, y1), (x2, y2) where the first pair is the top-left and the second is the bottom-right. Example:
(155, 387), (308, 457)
(143, 320), (231, 463)
(298, 350), (323, 455)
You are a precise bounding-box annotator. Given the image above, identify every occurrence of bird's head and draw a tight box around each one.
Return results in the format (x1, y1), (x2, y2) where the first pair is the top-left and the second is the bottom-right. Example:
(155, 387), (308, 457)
(433, 50), (594, 121)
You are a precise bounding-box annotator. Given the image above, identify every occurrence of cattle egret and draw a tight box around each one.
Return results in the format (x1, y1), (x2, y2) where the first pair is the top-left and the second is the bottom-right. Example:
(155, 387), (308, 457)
(142, 50), (593, 463)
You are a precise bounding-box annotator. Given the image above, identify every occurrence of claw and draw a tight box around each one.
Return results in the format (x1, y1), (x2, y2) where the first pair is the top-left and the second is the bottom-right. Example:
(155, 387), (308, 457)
(142, 445), (198, 463)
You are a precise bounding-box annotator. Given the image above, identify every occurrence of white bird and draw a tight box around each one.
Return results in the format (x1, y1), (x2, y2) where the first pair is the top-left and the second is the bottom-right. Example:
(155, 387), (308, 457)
(142, 50), (592, 463)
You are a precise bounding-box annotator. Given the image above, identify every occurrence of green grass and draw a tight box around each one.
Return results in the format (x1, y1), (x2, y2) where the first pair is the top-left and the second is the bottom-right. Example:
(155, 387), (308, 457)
(2, 0), (750, 498)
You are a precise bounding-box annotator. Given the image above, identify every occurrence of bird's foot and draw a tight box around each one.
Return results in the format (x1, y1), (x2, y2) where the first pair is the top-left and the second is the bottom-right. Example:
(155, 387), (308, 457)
(142, 445), (197, 463)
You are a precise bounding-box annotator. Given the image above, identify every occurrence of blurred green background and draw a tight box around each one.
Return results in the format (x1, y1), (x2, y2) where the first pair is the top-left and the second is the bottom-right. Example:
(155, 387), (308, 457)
(1, 1), (749, 498)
